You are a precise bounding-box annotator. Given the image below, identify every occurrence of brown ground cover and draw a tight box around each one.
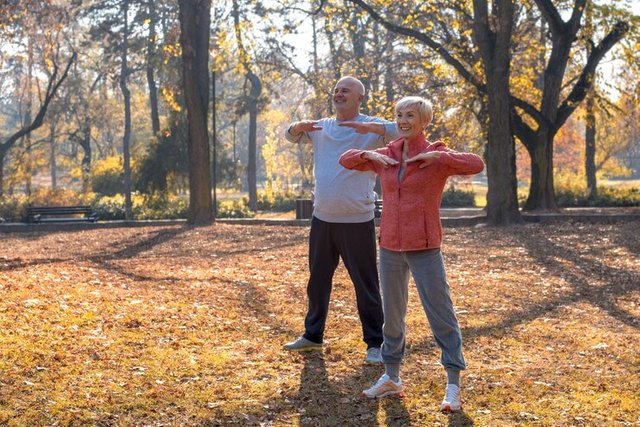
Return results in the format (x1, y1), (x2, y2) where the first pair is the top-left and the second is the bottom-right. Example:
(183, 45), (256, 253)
(0, 221), (638, 426)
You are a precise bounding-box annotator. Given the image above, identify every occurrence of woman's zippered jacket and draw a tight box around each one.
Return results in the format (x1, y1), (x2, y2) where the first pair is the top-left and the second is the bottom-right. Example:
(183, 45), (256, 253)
(339, 134), (485, 252)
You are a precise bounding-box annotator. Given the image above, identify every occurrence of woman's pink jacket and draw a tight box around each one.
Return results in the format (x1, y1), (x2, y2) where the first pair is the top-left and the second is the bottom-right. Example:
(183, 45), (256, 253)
(339, 134), (484, 252)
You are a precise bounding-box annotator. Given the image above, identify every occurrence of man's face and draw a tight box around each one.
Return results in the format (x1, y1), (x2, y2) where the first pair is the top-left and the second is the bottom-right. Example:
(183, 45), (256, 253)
(332, 79), (363, 116)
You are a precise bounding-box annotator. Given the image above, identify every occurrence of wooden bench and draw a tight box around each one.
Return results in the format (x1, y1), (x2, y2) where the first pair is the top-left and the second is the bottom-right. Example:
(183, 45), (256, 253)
(26, 205), (98, 224)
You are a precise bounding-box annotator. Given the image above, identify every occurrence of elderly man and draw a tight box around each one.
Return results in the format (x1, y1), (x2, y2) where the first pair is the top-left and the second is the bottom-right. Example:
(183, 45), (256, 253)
(284, 76), (398, 364)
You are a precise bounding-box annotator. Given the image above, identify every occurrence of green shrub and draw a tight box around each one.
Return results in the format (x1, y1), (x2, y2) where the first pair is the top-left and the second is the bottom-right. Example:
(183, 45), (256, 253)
(441, 187), (476, 207)
(135, 194), (189, 220)
(91, 157), (126, 196)
(256, 189), (304, 212)
(217, 198), (255, 218)
(0, 196), (26, 222)
(91, 193), (190, 220)
(556, 186), (640, 207)
(91, 194), (127, 220)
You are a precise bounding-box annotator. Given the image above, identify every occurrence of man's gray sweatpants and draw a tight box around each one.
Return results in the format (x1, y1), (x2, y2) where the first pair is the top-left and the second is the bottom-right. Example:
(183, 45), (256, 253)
(379, 247), (466, 371)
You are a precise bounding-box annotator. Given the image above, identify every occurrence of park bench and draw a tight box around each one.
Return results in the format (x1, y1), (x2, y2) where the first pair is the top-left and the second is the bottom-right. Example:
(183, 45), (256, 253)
(26, 205), (98, 224)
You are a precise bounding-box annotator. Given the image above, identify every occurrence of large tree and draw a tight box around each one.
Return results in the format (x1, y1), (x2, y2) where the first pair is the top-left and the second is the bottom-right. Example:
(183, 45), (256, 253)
(0, 53), (76, 197)
(349, 0), (521, 225)
(513, 0), (628, 210)
(349, 0), (629, 216)
(178, 0), (213, 224)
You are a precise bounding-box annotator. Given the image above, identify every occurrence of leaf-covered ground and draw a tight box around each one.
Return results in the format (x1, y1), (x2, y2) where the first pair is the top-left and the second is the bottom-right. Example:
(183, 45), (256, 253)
(0, 221), (638, 426)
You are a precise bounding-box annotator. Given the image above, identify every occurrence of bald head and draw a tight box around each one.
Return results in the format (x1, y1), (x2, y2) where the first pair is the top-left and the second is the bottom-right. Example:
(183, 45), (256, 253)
(333, 76), (365, 120)
(336, 76), (365, 96)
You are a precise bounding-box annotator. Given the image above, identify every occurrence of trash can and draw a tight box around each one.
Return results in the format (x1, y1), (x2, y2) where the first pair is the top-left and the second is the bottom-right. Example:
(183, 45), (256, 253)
(295, 199), (313, 220)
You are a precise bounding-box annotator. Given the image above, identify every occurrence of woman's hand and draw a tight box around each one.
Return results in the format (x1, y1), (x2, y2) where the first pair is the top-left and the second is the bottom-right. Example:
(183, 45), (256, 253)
(338, 121), (385, 135)
(406, 151), (441, 168)
(362, 151), (399, 167)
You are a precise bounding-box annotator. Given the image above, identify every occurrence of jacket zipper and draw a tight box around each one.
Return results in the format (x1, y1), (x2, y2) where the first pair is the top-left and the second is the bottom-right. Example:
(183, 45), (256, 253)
(397, 187), (402, 248)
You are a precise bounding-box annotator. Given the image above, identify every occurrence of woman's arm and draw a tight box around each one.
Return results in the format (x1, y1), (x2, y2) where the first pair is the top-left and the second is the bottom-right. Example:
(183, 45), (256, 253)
(339, 148), (397, 173)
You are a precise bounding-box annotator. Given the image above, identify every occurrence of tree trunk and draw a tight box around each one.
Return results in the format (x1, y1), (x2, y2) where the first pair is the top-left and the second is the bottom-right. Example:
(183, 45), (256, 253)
(211, 68), (217, 218)
(523, 128), (557, 211)
(179, 0), (213, 225)
(473, 0), (521, 225)
(0, 148), (6, 198)
(484, 80), (521, 225)
(247, 71), (261, 211)
(49, 122), (57, 189)
(120, 0), (133, 220)
(146, 0), (160, 135)
(348, 9), (370, 113)
(231, 0), (261, 211)
(585, 86), (597, 199)
(80, 113), (92, 194)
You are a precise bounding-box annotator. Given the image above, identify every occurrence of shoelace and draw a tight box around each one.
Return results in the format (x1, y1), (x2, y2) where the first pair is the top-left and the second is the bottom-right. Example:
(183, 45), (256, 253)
(374, 375), (391, 388)
(444, 385), (459, 403)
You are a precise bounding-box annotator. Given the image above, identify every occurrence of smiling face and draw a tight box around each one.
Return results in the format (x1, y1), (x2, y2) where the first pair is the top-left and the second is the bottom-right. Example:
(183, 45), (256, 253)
(332, 77), (364, 120)
(396, 106), (430, 140)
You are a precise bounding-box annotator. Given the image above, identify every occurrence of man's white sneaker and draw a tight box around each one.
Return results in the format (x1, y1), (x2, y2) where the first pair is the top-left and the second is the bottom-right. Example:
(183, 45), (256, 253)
(364, 347), (383, 364)
(440, 383), (461, 412)
(283, 336), (322, 352)
(363, 374), (404, 399)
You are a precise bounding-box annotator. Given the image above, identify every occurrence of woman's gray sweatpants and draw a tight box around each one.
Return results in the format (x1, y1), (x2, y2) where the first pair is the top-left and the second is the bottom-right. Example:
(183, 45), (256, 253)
(379, 247), (466, 371)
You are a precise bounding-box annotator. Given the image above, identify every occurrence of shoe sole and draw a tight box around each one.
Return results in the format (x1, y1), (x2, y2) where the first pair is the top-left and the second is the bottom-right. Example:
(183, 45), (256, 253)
(440, 404), (461, 412)
(363, 359), (384, 365)
(363, 390), (404, 399)
(283, 346), (322, 352)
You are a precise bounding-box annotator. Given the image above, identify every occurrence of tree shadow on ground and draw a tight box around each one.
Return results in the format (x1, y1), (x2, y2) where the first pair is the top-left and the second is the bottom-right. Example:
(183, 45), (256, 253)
(609, 221), (640, 259)
(446, 410), (475, 426)
(0, 226), (191, 272)
(488, 228), (635, 338)
(90, 225), (190, 261)
(294, 352), (380, 427)
(265, 352), (413, 426)
(430, 227), (639, 348)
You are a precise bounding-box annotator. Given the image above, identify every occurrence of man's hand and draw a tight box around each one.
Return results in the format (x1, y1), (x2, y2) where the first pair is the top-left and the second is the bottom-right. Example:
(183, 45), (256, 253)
(406, 151), (441, 168)
(362, 151), (399, 167)
(289, 120), (322, 135)
(338, 121), (384, 135)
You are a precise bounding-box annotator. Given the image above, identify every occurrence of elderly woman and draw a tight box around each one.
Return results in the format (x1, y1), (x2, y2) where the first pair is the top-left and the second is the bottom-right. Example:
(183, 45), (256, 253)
(339, 96), (484, 412)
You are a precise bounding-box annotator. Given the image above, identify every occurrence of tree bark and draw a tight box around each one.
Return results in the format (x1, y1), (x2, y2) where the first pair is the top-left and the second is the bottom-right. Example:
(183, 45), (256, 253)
(523, 127), (556, 210)
(179, 0), (213, 225)
(146, 0), (161, 135)
(246, 71), (262, 211)
(49, 122), (57, 189)
(473, 0), (522, 225)
(585, 89), (597, 199)
(120, 0), (133, 220)
(80, 115), (92, 194)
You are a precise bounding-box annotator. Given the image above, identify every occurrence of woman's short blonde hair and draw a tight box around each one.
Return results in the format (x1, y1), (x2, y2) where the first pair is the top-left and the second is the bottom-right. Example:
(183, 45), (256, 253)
(395, 96), (433, 125)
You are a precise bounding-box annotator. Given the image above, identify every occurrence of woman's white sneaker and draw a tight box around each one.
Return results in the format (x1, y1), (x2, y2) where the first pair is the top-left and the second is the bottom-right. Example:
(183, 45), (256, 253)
(363, 374), (404, 399)
(440, 383), (461, 412)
